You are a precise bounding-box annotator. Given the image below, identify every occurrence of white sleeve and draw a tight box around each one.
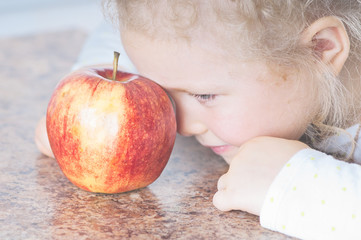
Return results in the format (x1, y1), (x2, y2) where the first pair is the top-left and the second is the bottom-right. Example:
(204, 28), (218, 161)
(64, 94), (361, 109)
(260, 148), (361, 240)
(71, 20), (137, 74)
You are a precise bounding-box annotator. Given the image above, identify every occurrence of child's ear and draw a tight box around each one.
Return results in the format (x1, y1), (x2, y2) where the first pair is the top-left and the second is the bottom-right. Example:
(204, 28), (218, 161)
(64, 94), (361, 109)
(300, 16), (350, 75)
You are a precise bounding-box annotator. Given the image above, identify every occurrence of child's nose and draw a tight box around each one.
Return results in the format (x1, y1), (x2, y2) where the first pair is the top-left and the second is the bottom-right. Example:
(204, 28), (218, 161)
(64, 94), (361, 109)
(176, 105), (207, 137)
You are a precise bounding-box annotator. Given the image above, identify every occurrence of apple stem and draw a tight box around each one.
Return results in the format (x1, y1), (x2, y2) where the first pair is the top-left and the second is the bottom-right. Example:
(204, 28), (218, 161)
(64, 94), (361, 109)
(112, 51), (120, 81)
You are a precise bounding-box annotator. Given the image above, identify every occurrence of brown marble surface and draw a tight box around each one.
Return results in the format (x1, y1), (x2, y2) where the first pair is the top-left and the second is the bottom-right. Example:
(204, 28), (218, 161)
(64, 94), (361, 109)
(0, 31), (297, 240)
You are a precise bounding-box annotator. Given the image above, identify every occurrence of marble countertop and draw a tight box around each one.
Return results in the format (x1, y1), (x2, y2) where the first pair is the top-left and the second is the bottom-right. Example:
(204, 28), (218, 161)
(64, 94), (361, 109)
(0, 31), (296, 239)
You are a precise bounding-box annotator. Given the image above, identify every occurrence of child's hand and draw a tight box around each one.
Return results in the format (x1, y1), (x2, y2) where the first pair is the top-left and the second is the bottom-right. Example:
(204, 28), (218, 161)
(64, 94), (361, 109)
(213, 136), (308, 216)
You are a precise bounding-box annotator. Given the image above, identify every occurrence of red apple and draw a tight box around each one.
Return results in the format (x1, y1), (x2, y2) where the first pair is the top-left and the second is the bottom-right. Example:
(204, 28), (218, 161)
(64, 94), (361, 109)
(46, 53), (177, 193)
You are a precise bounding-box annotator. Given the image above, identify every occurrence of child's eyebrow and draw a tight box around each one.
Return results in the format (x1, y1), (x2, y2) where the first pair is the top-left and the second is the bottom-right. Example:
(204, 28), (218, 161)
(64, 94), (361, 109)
(165, 87), (192, 93)
(166, 85), (223, 94)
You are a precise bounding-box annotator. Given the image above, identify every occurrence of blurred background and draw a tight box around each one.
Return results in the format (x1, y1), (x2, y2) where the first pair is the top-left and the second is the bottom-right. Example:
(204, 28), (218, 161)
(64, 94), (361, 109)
(0, 0), (104, 38)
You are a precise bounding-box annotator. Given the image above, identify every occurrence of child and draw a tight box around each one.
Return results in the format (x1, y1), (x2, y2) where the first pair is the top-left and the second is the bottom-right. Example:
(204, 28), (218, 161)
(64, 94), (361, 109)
(36, 0), (361, 239)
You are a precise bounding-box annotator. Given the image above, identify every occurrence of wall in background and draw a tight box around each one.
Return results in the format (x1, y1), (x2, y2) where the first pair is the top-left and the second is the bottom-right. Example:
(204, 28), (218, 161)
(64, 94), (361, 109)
(0, 0), (104, 37)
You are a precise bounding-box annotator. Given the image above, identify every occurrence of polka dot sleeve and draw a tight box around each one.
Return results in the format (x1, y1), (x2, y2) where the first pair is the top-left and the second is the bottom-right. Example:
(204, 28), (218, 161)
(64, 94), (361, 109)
(260, 148), (361, 240)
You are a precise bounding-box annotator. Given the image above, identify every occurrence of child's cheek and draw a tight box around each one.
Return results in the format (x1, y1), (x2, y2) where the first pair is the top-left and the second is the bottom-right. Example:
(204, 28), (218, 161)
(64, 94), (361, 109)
(212, 121), (248, 146)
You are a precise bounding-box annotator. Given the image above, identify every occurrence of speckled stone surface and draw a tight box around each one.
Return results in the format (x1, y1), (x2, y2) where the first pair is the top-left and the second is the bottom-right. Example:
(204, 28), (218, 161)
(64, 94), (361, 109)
(0, 31), (297, 240)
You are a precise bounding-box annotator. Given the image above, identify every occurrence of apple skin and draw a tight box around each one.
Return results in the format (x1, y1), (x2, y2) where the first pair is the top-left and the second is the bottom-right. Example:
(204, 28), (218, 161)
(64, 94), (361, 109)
(46, 68), (177, 193)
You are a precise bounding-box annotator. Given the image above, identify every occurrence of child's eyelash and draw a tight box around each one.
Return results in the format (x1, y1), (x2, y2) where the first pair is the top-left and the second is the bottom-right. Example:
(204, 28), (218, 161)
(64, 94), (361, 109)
(190, 94), (217, 103)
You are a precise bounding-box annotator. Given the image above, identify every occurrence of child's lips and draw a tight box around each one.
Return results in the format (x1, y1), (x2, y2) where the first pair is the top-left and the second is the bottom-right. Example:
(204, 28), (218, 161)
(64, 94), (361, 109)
(208, 145), (232, 155)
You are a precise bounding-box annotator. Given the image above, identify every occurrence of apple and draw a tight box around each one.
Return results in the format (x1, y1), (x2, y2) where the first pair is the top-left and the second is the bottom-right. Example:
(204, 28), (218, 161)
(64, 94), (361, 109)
(46, 52), (177, 193)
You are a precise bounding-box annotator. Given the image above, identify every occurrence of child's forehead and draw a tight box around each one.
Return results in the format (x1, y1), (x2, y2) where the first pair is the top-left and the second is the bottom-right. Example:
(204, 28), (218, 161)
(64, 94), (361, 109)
(121, 20), (259, 69)
(122, 30), (279, 90)
(122, 28), (253, 67)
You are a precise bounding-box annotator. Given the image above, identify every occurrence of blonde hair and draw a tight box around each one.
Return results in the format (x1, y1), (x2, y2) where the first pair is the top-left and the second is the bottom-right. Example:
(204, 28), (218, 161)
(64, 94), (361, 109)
(105, 0), (361, 155)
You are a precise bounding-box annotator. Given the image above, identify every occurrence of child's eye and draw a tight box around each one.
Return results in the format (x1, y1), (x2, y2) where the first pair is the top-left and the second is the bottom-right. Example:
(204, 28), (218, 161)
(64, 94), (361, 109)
(190, 94), (217, 103)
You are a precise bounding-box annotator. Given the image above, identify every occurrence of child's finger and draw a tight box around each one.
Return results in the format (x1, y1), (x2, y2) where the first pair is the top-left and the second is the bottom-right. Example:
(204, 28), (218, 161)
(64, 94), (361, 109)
(213, 190), (232, 211)
(217, 174), (228, 191)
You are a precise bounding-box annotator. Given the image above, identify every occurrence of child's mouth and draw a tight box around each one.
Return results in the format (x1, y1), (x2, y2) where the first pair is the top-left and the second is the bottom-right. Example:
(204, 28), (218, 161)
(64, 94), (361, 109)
(208, 145), (232, 155)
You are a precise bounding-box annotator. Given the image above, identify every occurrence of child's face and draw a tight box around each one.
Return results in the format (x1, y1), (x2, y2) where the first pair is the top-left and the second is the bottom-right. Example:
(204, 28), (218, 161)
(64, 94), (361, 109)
(123, 31), (315, 163)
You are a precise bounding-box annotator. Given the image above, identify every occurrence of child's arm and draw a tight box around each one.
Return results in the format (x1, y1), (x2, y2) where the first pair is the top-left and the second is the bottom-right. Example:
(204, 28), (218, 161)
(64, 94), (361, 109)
(213, 136), (361, 239)
(70, 20), (136, 73)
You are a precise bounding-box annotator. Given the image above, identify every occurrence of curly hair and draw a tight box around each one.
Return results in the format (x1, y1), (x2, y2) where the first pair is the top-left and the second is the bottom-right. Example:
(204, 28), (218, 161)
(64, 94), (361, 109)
(104, 0), (361, 154)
